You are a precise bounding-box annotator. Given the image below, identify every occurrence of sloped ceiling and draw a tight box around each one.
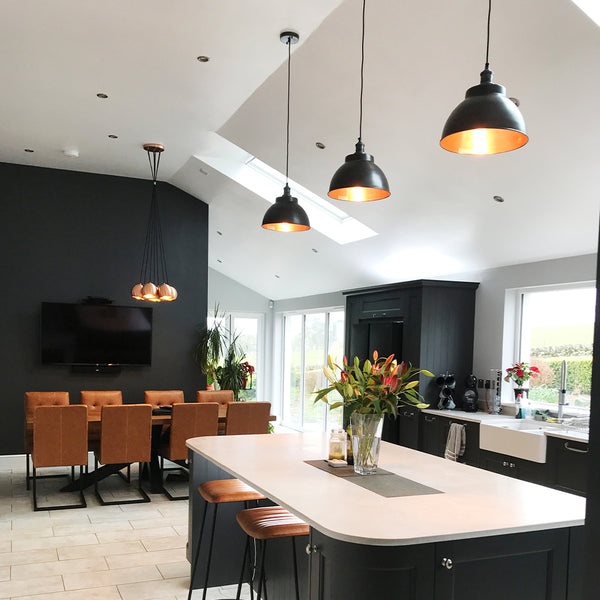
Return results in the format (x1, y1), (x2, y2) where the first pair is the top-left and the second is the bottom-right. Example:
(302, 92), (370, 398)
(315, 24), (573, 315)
(2, 0), (599, 299)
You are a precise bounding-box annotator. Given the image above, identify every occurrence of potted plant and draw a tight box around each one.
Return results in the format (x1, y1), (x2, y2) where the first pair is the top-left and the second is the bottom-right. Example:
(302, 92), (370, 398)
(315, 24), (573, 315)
(215, 345), (253, 401)
(315, 352), (432, 474)
(504, 361), (540, 400)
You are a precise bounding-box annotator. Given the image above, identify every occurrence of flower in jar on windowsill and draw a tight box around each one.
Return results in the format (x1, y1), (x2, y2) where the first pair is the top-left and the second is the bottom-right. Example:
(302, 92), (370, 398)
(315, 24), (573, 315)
(504, 362), (540, 387)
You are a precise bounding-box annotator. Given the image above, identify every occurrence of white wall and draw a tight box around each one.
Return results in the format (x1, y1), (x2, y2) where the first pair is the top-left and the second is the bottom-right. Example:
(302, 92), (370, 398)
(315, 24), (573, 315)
(461, 254), (597, 401)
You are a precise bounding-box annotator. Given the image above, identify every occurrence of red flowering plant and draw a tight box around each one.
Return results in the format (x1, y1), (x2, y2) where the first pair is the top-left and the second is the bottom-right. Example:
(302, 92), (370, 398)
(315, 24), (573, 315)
(240, 361), (255, 389)
(314, 351), (432, 417)
(504, 362), (540, 387)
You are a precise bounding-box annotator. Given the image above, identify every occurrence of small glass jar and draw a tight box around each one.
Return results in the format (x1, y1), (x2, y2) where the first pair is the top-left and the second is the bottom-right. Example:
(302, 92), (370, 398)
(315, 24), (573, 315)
(328, 429), (347, 461)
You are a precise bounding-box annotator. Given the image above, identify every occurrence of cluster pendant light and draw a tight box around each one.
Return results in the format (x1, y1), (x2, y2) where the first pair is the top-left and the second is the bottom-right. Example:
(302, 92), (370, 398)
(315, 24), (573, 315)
(440, 0), (528, 155)
(262, 31), (310, 232)
(328, 0), (389, 203)
(131, 143), (178, 302)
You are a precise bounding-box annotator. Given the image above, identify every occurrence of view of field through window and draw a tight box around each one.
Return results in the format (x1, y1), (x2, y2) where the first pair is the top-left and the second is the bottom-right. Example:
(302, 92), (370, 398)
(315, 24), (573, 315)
(520, 286), (596, 409)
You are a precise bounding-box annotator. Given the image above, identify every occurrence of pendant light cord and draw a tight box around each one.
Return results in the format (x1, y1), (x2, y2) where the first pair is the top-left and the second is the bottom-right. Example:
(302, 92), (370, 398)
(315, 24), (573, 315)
(285, 34), (292, 185)
(484, 0), (491, 70)
(358, 0), (366, 142)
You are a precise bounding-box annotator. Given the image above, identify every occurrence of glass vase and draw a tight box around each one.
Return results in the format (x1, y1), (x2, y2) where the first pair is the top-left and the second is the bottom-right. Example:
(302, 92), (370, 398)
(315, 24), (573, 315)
(350, 413), (383, 475)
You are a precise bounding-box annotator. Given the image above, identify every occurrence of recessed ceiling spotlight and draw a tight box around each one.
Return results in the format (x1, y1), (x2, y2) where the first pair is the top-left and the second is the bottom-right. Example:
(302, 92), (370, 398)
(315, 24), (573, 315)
(509, 97), (520, 107)
(24, 148), (34, 153)
(312, 248), (318, 253)
(108, 134), (118, 139)
(217, 259), (222, 263)
(96, 93), (108, 99)
(197, 56), (210, 63)
(315, 142), (325, 150)
(275, 274), (280, 279)
(216, 230), (223, 236)
(63, 148), (79, 158)
(493, 195), (505, 203)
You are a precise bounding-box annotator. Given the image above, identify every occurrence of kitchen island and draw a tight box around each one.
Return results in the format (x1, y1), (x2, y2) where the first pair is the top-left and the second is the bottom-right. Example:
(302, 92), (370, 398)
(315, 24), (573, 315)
(187, 432), (585, 600)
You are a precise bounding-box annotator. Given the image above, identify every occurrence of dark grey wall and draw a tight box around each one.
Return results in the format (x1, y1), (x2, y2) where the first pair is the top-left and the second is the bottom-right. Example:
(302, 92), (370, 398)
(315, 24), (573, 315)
(0, 162), (208, 454)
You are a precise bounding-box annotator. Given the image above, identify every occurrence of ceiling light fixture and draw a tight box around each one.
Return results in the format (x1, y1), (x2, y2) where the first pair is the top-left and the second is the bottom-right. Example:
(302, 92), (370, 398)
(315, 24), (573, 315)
(96, 93), (108, 99)
(261, 31), (310, 232)
(131, 143), (178, 303)
(328, 0), (389, 202)
(440, 0), (528, 155)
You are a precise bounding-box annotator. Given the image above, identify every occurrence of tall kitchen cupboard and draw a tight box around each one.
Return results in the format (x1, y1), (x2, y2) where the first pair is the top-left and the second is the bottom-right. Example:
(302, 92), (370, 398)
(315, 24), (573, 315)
(343, 280), (479, 443)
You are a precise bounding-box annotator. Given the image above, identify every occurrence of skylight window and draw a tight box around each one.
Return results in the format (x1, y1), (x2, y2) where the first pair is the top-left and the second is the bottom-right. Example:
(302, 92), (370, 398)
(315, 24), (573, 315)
(571, 0), (600, 27)
(194, 133), (377, 245)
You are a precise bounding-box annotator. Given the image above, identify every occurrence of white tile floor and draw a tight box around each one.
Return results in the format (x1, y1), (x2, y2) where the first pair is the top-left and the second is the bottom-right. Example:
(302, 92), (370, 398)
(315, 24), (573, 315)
(0, 455), (252, 600)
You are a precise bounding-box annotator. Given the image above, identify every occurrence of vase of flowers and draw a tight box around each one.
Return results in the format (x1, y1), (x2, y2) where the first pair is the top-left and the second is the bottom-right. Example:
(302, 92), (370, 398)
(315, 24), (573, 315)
(315, 352), (432, 475)
(504, 361), (540, 400)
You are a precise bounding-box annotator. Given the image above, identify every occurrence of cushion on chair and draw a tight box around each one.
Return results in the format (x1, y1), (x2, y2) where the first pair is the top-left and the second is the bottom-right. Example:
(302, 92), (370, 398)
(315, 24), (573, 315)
(198, 478), (265, 504)
(144, 390), (184, 408)
(160, 402), (219, 462)
(32, 405), (88, 469)
(80, 390), (122, 413)
(225, 402), (271, 435)
(97, 404), (152, 465)
(236, 506), (309, 540)
(196, 390), (234, 405)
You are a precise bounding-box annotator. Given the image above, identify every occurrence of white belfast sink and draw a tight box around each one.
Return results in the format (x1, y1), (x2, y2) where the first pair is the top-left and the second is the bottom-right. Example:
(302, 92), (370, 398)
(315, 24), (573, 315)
(479, 419), (554, 463)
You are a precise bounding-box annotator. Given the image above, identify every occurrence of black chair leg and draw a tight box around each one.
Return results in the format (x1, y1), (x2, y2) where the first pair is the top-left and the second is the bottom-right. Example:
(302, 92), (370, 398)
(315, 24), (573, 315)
(236, 535), (251, 600)
(292, 537), (300, 600)
(202, 504), (219, 600)
(256, 540), (267, 600)
(188, 500), (209, 600)
(26, 453), (30, 490)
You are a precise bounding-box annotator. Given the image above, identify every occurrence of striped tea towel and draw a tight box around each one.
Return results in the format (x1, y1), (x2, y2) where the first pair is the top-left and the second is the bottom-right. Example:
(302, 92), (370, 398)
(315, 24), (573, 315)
(444, 422), (466, 461)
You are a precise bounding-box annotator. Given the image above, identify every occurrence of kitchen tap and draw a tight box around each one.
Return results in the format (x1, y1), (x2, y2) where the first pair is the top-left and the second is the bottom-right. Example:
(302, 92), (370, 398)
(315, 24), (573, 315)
(558, 359), (567, 423)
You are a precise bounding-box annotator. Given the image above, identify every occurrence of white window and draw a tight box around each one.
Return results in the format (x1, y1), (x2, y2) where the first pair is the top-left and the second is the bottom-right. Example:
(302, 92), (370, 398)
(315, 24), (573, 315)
(208, 312), (264, 402)
(281, 309), (344, 432)
(517, 285), (595, 410)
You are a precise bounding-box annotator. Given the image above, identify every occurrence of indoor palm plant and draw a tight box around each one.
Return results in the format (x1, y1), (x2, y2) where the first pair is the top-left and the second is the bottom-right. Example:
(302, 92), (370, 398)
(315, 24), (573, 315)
(315, 352), (432, 474)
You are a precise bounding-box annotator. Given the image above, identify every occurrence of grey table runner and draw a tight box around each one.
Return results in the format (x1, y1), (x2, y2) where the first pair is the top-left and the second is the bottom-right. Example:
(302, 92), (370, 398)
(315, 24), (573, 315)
(304, 460), (442, 498)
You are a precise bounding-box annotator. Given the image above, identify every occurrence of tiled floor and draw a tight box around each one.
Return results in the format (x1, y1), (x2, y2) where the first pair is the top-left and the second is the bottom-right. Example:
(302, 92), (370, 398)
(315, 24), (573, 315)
(0, 455), (251, 600)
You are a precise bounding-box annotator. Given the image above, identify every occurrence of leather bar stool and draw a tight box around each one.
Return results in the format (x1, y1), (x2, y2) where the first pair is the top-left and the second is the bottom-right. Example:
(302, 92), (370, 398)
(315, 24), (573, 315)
(188, 479), (265, 600)
(235, 506), (309, 600)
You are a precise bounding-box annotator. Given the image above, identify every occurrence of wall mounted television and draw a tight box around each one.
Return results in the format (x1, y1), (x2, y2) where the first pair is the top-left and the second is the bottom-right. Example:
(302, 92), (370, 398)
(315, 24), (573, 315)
(41, 302), (153, 367)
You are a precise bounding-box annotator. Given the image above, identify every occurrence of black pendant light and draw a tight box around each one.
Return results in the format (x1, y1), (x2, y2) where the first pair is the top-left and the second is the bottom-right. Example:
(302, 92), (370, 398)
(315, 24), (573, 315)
(440, 0), (528, 155)
(262, 31), (310, 232)
(328, 0), (389, 203)
(131, 143), (178, 302)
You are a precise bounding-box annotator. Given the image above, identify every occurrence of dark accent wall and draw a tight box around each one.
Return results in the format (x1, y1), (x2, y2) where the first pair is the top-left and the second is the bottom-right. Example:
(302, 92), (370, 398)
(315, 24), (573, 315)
(0, 162), (208, 454)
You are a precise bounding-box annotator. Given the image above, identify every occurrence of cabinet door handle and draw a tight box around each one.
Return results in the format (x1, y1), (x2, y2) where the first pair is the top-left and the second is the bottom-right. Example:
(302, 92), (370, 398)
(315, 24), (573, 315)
(305, 544), (318, 555)
(425, 416), (436, 423)
(509, 462), (516, 468)
(564, 442), (589, 454)
(502, 461), (509, 467)
(441, 557), (453, 570)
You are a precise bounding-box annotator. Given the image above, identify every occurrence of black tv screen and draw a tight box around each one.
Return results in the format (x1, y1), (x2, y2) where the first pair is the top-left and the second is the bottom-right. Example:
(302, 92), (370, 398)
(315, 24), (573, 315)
(41, 302), (152, 366)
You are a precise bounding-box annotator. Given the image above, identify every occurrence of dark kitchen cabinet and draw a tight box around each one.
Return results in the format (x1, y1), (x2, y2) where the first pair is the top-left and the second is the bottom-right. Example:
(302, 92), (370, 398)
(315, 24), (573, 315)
(308, 526), (577, 600)
(420, 413), (480, 466)
(479, 449), (549, 486)
(397, 405), (420, 450)
(546, 435), (588, 496)
(343, 280), (479, 438)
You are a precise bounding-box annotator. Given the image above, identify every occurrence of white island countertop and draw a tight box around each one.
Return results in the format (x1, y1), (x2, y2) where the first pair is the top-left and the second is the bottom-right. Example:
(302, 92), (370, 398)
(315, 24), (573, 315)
(187, 432), (585, 547)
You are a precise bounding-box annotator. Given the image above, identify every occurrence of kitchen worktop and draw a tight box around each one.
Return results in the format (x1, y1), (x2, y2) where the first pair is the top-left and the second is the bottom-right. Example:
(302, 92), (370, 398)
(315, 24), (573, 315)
(422, 408), (590, 443)
(186, 432), (585, 547)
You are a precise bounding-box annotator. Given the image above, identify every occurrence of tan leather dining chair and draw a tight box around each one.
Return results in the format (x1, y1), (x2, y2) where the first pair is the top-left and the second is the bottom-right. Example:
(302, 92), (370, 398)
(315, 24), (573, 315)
(158, 402), (219, 500)
(93, 404), (152, 505)
(80, 389), (123, 442)
(24, 391), (70, 490)
(197, 390), (234, 434)
(225, 401), (271, 435)
(144, 390), (184, 408)
(196, 390), (234, 404)
(32, 404), (88, 511)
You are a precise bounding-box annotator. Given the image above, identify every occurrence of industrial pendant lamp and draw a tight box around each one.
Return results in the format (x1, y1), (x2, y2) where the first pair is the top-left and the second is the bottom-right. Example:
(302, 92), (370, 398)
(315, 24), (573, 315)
(262, 31), (310, 232)
(328, 0), (389, 203)
(131, 143), (178, 302)
(440, 0), (528, 155)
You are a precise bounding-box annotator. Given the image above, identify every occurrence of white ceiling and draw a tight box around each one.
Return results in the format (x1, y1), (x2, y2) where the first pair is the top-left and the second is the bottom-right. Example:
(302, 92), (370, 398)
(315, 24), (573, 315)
(2, 0), (599, 300)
